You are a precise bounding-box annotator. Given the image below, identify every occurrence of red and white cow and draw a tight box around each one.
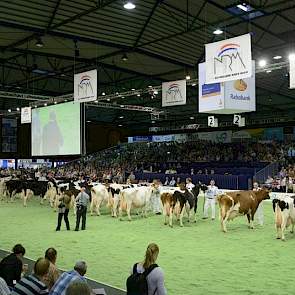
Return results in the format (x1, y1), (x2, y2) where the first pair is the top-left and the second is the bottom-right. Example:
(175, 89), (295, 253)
(273, 196), (295, 241)
(217, 189), (270, 232)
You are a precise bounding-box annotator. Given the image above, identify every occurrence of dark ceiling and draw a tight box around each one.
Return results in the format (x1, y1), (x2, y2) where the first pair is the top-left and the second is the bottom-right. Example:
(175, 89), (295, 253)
(0, 0), (295, 131)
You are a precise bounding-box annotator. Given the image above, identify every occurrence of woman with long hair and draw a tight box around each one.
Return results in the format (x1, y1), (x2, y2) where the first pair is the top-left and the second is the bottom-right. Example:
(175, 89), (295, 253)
(127, 243), (166, 295)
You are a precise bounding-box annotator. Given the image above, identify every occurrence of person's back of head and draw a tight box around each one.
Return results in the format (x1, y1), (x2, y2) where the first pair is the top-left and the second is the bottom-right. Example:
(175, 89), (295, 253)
(74, 261), (87, 276)
(65, 281), (91, 295)
(13, 244), (25, 257)
(45, 248), (57, 264)
(143, 243), (159, 269)
(34, 258), (50, 278)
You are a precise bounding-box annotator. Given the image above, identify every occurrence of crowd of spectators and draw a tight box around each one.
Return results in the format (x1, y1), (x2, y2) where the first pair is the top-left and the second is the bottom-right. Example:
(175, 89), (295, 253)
(0, 140), (294, 185)
(0, 243), (166, 295)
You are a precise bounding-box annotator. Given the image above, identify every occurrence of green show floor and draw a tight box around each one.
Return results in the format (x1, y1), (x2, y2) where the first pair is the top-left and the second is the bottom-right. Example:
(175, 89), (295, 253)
(0, 198), (294, 295)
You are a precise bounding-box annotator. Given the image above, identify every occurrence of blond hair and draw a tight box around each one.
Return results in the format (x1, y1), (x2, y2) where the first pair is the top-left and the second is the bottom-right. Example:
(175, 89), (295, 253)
(143, 243), (159, 269)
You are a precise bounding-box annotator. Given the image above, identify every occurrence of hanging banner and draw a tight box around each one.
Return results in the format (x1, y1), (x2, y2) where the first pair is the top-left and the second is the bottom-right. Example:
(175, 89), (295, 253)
(162, 79), (186, 107)
(21, 107), (32, 124)
(199, 61), (255, 114)
(205, 33), (252, 83)
(199, 62), (225, 113)
(74, 69), (97, 103)
(290, 59), (295, 89)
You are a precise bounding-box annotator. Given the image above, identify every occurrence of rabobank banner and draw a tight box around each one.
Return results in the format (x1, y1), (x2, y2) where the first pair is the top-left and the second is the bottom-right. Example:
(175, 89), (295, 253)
(205, 33), (252, 83)
(224, 60), (255, 112)
(199, 61), (255, 114)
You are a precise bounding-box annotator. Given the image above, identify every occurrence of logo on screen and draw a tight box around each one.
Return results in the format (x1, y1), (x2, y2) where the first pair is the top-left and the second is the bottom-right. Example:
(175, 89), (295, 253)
(214, 43), (246, 74)
(165, 83), (183, 102)
(78, 75), (94, 98)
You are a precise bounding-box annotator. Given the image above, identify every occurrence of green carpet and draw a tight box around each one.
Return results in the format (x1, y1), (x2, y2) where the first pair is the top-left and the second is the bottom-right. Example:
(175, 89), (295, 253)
(0, 198), (294, 295)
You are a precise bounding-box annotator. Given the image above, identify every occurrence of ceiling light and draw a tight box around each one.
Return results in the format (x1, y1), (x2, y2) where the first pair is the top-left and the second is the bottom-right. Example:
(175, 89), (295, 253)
(107, 98), (110, 102)
(131, 88), (135, 91)
(87, 120), (91, 123)
(34, 105), (37, 108)
(119, 116), (124, 119)
(266, 70), (272, 73)
(151, 120), (155, 124)
(121, 53), (128, 61)
(190, 116), (194, 120)
(65, 99), (68, 102)
(186, 75), (191, 80)
(137, 93), (140, 97)
(102, 92), (106, 96)
(148, 85), (153, 88)
(35, 37), (44, 48)
(115, 92), (119, 95)
(120, 105), (124, 108)
(154, 90), (158, 95)
(8, 109), (11, 112)
(273, 55), (282, 60)
(44, 103), (47, 106)
(258, 59), (267, 67)
(54, 101), (57, 104)
(237, 3), (249, 12)
(16, 108), (20, 111)
(121, 96), (125, 99)
(289, 53), (295, 61)
(118, 124), (123, 127)
(124, 1), (136, 9)
(95, 100), (98, 103)
(192, 83), (196, 86)
(213, 29), (223, 35)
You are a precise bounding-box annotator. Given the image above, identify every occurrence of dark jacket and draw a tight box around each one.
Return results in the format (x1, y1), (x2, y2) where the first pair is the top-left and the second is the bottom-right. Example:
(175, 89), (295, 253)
(0, 253), (23, 287)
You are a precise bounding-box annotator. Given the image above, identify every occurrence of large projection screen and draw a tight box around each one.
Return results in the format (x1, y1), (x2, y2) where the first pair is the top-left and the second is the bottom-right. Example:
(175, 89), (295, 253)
(31, 102), (81, 156)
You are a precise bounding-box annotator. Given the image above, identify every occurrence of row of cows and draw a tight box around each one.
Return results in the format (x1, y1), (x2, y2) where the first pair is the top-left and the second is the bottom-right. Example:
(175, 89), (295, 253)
(0, 178), (295, 241)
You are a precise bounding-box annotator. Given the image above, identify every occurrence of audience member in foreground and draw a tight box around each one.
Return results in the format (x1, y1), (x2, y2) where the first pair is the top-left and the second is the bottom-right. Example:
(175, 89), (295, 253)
(43, 248), (60, 290)
(65, 281), (91, 295)
(0, 277), (10, 295)
(0, 244), (26, 288)
(127, 243), (166, 295)
(12, 257), (49, 295)
(49, 261), (87, 295)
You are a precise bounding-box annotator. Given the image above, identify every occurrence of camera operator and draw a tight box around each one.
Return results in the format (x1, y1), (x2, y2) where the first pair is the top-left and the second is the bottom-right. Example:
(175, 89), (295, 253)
(55, 193), (71, 231)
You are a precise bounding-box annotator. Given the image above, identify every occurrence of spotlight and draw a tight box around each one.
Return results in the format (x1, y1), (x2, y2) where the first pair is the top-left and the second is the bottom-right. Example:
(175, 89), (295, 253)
(266, 70), (272, 73)
(213, 29), (223, 35)
(186, 75), (191, 80)
(119, 116), (124, 119)
(107, 98), (110, 102)
(258, 59), (267, 67)
(137, 93), (140, 97)
(121, 96), (125, 99)
(16, 107), (20, 111)
(121, 53), (128, 61)
(44, 103), (47, 106)
(190, 116), (194, 120)
(118, 124), (123, 127)
(273, 55), (282, 60)
(54, 101), (57, 104)
(289, 53), (295, 61)
(120, 105), (124, 108)
(35, 37), (44, 48)
(8, 109), (11, 112)
(124, 1), (135, 9)
(34, 105), (37, 108)
(102, 92), (106, 96)
(151, 120), (155, 124)
(131, 88), (135, 91)
(148, 85), (153, 88)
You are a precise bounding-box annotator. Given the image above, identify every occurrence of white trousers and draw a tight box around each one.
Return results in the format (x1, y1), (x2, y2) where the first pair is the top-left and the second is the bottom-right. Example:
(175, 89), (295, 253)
(255, 202), (264, 225)
(150, 193), (162, 213)
(204, 198), (215, 219)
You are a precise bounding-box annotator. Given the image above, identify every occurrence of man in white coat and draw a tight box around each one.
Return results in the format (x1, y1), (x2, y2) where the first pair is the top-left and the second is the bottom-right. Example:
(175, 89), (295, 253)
(203, 179), (218, 220)
(253, 182), (264, 226)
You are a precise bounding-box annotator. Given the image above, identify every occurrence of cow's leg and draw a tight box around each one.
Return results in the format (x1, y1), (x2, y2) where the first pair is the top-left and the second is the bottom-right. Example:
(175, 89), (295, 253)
(179, 205), (186, 227)
(90, 199), (94, 216)
(291, 221), (294, 234)
(23, 190), (27, 207)
(246, 214), (251, 228)
(169, 207), (173, 227)
(162, 203), (168, 225)
(113, 196), (119, 218)
(249, 214), (255, 229)
(281, 216), (288, 241)
(127, 202), (132, 221)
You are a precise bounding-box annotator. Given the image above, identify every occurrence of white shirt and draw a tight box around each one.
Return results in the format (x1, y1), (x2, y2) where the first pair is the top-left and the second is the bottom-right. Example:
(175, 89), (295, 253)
(206, 185), (219, 199)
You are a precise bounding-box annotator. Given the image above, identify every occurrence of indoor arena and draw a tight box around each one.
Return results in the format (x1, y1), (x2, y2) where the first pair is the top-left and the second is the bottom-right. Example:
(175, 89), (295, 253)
(0, 1), (295, 295)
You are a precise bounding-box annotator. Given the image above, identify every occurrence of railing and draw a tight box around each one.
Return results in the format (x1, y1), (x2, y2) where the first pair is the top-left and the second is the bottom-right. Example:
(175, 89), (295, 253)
(253, 162), (279, 184)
